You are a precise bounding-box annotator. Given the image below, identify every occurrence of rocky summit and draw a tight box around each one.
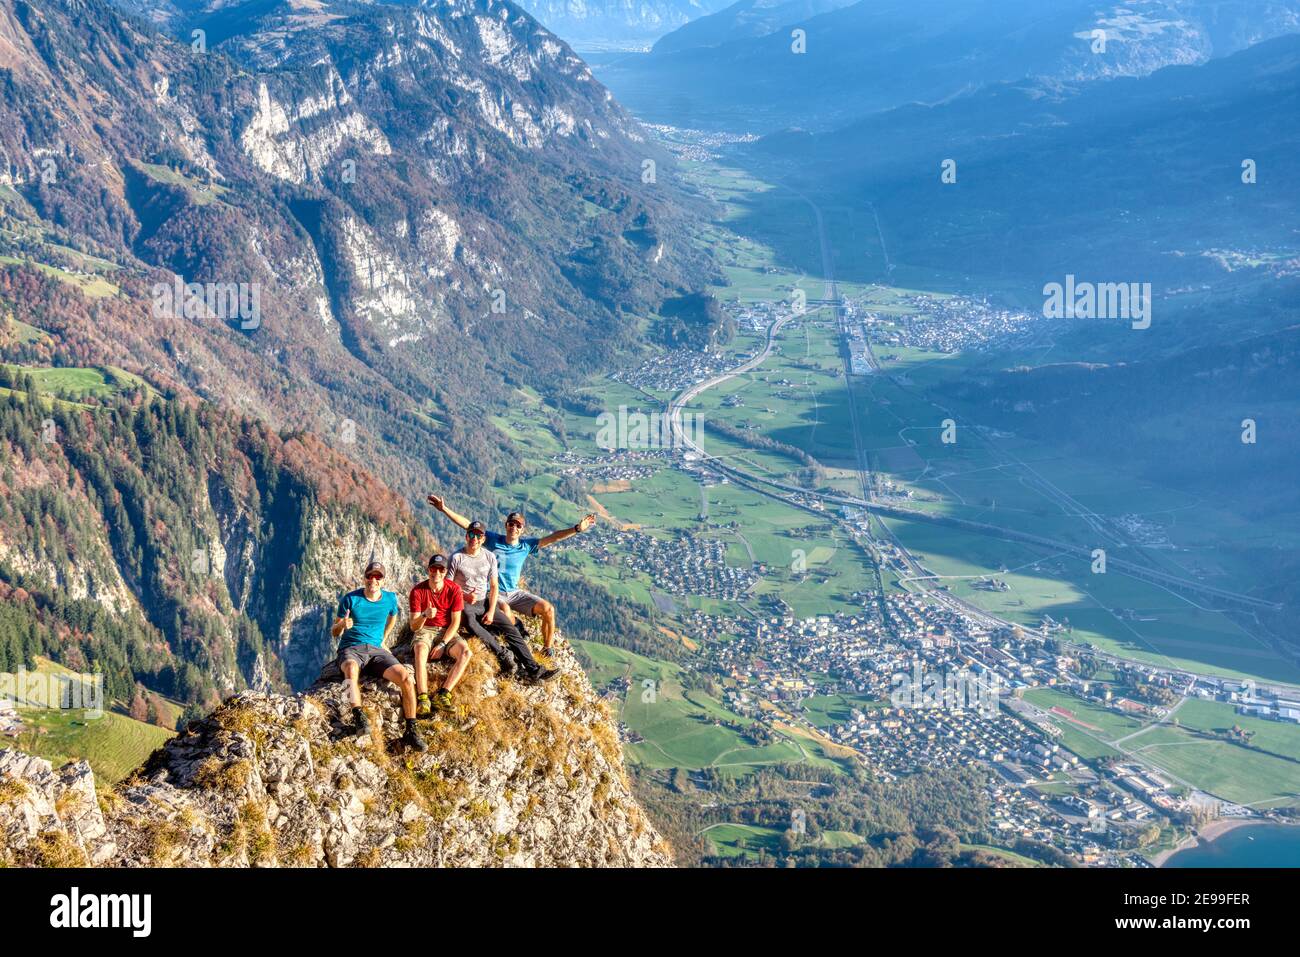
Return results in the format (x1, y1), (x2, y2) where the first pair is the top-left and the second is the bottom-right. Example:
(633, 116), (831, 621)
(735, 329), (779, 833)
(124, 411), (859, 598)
(0, 642), (671, 867)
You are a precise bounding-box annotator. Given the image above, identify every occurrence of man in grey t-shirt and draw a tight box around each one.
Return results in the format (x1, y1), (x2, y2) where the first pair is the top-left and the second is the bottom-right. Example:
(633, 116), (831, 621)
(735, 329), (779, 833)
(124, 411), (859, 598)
(449, 521), (555, 684)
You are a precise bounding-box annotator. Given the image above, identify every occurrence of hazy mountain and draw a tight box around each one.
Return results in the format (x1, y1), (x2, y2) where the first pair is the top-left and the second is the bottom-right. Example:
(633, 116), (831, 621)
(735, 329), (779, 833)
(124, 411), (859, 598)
(651, 0), (856, 55)
(509, 0), (731, 50)
(598, 0), (1300, 132)
(747, 34), (1300, 295)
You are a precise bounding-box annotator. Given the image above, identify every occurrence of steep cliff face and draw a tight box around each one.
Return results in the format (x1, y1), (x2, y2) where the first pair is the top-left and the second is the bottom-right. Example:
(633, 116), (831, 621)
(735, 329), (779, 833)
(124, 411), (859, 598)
(0, 642), (671, 867)
(0, 386), (434, 706)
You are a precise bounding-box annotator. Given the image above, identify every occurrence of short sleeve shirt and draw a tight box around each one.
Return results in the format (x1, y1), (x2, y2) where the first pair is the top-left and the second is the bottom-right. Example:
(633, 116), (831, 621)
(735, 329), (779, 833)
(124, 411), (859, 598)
(409, 579), (464, 629)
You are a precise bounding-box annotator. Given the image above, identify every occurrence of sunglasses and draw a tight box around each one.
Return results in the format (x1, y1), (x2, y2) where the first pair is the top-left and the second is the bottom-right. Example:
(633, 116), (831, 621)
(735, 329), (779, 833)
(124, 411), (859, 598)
(366, 573), (384, 581)
(428, 565), (446, 572)
(467, 530), (484, 538)
(506, 520), (524, 529)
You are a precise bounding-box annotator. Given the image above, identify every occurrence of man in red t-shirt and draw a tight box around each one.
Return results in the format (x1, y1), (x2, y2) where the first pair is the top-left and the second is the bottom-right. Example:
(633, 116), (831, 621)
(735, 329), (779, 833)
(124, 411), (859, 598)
(409, 553), (469, 716)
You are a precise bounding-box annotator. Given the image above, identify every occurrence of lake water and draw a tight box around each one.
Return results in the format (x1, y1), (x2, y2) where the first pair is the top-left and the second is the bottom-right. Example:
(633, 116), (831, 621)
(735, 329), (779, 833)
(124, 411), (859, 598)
(1165, 823), (1300, 867)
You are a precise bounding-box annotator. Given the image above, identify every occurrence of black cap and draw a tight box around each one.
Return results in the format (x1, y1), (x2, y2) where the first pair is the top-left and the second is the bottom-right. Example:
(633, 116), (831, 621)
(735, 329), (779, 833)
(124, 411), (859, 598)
(467, 520), (486, 536)
(506, 511), (525, 524)
(428, 554), (448, 569)
(364, 560), (386, 578)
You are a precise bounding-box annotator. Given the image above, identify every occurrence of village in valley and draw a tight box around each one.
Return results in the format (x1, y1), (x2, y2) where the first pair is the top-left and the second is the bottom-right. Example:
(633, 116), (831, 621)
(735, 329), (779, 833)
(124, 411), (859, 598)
(523, 274), (1300, 867)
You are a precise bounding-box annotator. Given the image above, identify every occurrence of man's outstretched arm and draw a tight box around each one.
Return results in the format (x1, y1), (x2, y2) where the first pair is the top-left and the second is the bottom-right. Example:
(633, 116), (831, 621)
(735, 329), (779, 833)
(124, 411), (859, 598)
(537, 513), (596, 549)
(427, 493), (471, 530)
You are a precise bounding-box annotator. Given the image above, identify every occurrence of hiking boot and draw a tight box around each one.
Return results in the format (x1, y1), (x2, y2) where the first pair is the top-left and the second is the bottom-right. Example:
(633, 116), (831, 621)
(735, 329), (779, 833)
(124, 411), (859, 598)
(521, 667), (559, 685)
(433, 688), (455, 713)
(416, 693), (432, 719)
(402, 720), (428, 753)
(350, 706), (372, 737)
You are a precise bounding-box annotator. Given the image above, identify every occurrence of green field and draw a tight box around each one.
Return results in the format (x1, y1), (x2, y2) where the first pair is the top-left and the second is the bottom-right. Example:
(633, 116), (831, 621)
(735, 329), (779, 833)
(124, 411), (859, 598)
(1023, 687), (1150, 753)
(1023, 688), (1300, 807)
(701, 822), (784, 858)
(8, 659), (174, 784)
(1123, 723), (1300, 808)
(798, 693), (885, 730)
(16, 708), (173, 784)
(574, 642), (843, 777)
(135, 161), (231, 206)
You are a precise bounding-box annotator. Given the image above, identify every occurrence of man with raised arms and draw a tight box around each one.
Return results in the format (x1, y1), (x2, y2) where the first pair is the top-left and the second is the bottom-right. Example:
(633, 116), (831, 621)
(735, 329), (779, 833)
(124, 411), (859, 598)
(427, 493), (595, 655)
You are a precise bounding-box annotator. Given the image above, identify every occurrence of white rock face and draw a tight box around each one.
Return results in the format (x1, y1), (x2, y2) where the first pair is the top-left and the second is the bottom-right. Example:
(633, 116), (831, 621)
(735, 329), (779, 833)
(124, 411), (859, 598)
(0, 539), (134, 615)
(417, 207), (463, 275)
(340, 216), (420, 325)
(239, 80), (392, 185)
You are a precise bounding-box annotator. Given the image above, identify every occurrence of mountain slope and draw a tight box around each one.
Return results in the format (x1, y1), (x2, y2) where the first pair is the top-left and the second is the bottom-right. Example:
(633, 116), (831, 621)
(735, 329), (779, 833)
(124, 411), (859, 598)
(650, 0), (855, 55)
(0, 354), (440, 702)
(597, 0), (1300, 132)
(0, 641), (672, 867)
(0, 0), (713, 510)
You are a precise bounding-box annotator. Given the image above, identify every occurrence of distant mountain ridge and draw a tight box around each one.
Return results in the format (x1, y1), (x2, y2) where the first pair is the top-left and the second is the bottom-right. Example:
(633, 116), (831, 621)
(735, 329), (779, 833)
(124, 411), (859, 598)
(598, 0), (1300, 132)
(747, 33), (1300, 292)
(506, 0), (732, 50)
(650, 0), (855, 55)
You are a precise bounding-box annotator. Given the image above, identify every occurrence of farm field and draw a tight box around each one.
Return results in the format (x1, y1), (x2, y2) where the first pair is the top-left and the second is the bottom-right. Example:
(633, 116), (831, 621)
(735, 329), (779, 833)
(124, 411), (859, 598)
(7, 659), (174, 783)
(883, 515), (1300, 686)
(1122, 723), (1300, 808)
(574, 641), (843, 777)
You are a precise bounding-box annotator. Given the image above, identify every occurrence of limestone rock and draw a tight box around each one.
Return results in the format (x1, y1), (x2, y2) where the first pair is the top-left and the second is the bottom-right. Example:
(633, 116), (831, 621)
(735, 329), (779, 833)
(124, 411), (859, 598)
(0, 642), (670, 869)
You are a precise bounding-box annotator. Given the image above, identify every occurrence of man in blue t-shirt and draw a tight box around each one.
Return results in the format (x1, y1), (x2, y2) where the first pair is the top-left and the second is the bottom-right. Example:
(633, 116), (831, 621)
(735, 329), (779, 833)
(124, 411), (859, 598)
(330, 560), (425, 752)
(427, 494), (595, 654)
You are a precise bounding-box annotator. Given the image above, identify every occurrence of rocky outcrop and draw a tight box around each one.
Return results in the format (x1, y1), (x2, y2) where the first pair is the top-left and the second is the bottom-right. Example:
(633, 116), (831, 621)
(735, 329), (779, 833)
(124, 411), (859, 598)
(0, 642), (671, 868)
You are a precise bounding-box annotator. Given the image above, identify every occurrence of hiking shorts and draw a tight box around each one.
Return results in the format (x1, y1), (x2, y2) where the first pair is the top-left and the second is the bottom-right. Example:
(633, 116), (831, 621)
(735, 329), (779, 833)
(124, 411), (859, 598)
(413, 630), (466, 659)
(338, 644), (401, 679)
(503, 589), (544, 615)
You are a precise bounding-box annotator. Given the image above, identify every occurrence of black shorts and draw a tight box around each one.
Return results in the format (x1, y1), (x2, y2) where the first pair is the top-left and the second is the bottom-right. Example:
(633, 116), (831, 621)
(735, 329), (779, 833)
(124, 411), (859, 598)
(338, 644), (401, 679)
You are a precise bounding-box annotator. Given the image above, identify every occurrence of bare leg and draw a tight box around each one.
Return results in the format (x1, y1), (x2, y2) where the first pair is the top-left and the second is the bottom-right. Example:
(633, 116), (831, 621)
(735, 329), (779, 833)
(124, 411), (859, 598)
(341, 659), (362, 708)
(413, 638), (431, 695)
(440, 641), (472, 691)
(535, 599), (556, 650)
(382, 664), (417, 719)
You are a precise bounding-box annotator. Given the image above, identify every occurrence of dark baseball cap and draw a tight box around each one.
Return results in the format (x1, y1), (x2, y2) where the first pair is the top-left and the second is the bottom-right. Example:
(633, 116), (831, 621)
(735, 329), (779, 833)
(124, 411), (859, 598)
(506, 511), (525, 525)
(364, 560), (386, 578)
(427, 553), (448, 569)
(467, 520), (486, 536)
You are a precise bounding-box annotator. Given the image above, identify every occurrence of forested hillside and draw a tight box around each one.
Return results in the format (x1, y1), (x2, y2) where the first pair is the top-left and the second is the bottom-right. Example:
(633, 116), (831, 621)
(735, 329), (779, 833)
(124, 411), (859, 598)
(0, 361), (439, 710)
